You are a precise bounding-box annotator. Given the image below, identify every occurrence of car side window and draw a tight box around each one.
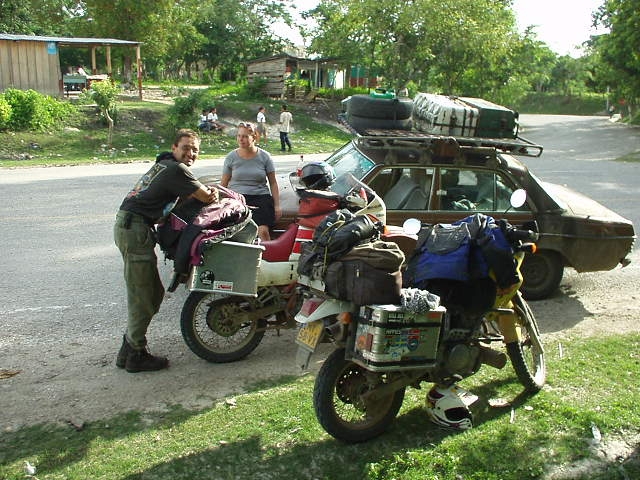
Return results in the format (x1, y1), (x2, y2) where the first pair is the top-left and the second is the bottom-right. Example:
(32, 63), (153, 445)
(438, 168), (478, 211)
(438, 168), (529, 212)
(373, 167), (433, 211)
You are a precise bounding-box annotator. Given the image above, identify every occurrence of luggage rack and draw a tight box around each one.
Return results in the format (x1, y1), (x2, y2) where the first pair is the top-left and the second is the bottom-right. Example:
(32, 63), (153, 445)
(356, 129), (544, 158)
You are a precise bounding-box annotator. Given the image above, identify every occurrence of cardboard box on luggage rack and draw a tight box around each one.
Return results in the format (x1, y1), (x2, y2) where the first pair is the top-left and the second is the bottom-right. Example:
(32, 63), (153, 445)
(351, 304), (445, 372)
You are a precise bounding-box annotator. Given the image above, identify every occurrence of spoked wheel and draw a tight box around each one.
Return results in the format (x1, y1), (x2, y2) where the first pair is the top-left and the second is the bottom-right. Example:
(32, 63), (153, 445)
(506, 294), (546, 392)
(180, 291), (266, 363)
(313, 348), (405, 443)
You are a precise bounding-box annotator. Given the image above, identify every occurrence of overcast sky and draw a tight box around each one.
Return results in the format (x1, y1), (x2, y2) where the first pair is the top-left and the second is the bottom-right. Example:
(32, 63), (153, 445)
(280, 0), (607, 58)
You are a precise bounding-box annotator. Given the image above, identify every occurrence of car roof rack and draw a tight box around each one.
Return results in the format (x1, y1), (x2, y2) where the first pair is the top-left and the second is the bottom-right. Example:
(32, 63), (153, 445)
(355, 130), (544, 158)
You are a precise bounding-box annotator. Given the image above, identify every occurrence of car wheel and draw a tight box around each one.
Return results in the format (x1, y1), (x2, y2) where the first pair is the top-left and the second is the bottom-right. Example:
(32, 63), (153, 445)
(520, 250), (564, 300)
(347, 95), (413, 120)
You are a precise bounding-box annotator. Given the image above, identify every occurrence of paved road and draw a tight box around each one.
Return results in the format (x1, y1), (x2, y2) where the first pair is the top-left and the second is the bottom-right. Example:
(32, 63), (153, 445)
(0, 115), (637, 345)
(516, 114), (640, 229)
(0, 116), (638, 428)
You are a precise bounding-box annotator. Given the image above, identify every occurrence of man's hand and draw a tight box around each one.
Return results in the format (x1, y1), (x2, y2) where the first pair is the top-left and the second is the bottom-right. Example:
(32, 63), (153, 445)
(193, 185), (219, 204)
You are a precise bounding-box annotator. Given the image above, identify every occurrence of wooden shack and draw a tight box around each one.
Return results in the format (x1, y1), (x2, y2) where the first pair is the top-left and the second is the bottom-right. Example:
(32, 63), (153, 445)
(247, 54), (343, 98)
(0, 34), (142, 98)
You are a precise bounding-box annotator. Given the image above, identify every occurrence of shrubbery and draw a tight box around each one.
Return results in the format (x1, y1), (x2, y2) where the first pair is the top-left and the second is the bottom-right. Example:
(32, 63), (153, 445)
(167, 82), (272, 130)
(85, 80), (120, 123)
(0, 88), (76, 131)
(0, 96), (11, 130)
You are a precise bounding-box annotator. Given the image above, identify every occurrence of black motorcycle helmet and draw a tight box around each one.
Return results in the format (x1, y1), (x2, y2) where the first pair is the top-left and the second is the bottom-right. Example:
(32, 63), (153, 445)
(299, 161), (336, 190)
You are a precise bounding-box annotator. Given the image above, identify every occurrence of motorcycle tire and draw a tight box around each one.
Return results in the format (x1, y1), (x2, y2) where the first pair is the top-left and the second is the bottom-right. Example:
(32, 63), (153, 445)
(180, 291), (266, 363)
(506, 293), (546, 392)
(313, 348), (405, 443)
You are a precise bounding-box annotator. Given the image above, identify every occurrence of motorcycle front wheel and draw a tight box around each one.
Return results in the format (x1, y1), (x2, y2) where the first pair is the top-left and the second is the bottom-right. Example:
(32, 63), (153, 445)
(180, 291), (266, 363)
(506, 294), (546, 392)
(313, 348), (405, 443)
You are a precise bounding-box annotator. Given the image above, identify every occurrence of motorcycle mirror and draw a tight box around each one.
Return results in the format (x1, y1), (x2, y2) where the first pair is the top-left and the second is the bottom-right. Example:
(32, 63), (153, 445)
(510, 189), (527, 209)
(402, 218), (422, 235)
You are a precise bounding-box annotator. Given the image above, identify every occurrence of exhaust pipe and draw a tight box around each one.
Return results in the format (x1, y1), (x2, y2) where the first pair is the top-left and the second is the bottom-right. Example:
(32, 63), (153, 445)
(479, 345), (507, 369)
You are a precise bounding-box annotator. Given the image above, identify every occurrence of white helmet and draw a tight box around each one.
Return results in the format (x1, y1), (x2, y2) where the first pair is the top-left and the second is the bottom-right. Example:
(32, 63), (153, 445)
(426, 384), (477, 430)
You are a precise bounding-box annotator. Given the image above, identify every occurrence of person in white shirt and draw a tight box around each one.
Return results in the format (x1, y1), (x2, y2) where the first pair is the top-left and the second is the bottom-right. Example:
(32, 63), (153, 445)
(256, 106), (267, 145)
(278, 104), (293, 152)
(198, 109), (210, 132)
(206, 107), (223, 131)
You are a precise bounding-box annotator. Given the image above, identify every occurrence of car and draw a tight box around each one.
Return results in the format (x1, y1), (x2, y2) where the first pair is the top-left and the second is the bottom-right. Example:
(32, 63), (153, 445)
(276, 133), (636, 300)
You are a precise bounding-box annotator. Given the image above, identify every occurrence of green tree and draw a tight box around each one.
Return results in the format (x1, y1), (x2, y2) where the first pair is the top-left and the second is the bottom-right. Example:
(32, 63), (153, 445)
(1, 0), (82, 35)
(73, 0), (179, 80)
(88, 80), (119, 146)
(307, 0), (519, 96)
(594, 0), (640, 115)
(192, 0), (293, 82)
(0, 0), (33, 33)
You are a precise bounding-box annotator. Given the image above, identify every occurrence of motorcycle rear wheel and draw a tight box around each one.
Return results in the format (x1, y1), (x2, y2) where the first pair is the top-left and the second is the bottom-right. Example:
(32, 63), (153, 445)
(180, 291), (266, 363)
(313, 348), (405, 443)
(506, 294), (546, 392)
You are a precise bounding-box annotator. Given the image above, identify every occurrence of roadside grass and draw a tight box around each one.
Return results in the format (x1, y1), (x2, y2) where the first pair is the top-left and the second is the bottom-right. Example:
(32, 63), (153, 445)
(0, 93), (351, 168)
(615, 150), (640, 163)
(1, 88), (624, 169)
(513, 92), (609, 116)
(1, 334), (638, 480)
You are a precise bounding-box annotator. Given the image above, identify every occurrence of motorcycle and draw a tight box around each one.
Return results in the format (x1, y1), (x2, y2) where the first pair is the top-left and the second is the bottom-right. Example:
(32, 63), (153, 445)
(176, 169), (386, 363)
(295, 189), (546, 443)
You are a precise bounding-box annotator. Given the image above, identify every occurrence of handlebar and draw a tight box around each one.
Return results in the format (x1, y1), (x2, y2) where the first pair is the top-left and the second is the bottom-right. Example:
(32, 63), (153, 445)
(506, 227), (539, 243)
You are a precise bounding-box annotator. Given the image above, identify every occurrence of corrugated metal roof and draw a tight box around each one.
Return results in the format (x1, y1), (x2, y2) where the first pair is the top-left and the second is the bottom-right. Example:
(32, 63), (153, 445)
(0, 34), (140, 46)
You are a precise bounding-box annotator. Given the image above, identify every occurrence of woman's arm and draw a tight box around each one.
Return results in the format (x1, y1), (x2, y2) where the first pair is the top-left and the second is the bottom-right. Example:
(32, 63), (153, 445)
(267, 171), (281, 220)
(220, 172), (231, 188)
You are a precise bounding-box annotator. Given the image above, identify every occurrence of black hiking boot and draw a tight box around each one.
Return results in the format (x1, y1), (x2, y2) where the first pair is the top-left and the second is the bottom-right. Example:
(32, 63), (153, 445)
(116, 334), (133, 369)
(125, 347), (169, 373)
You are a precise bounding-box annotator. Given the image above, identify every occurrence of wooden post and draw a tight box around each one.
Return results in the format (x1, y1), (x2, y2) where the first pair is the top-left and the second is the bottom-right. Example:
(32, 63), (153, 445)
(136, 45), (142, 100)
(106, 46), (112, 76)
(91, 47), (97, 74)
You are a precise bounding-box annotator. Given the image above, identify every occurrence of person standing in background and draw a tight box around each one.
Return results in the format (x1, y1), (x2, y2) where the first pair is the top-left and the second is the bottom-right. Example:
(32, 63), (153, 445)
(256, 106), (268, 145)
(279, 104), (293, 152)
(221, 122), (281, 241)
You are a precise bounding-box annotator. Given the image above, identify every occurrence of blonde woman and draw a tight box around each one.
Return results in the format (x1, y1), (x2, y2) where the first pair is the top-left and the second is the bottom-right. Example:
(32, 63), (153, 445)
(221, 122), (281, 241)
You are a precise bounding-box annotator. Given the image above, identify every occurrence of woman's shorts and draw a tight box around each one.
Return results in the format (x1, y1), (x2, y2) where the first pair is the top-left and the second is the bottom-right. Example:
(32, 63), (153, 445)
(257, 123), (267, 135)
(243, 194), (275, 227)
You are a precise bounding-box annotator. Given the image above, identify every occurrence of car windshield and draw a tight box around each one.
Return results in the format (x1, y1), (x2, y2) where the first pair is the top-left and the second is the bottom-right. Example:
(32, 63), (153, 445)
(325, 142), (375, 195)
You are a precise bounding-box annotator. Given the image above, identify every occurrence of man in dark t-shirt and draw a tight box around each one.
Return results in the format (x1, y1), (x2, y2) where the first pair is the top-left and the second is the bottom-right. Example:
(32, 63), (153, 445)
(114, 129), (218, 373)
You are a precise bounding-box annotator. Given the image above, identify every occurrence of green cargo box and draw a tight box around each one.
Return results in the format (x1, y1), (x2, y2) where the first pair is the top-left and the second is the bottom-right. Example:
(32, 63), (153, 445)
(190, 240), (264, 296)
(458, 96), (519, 139)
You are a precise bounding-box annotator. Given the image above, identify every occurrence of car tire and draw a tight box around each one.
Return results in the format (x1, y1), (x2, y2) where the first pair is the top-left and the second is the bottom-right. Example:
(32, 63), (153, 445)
(347, 94), (413, 120)
(520, 250), (564, 300)
(347, 114), (412, 132)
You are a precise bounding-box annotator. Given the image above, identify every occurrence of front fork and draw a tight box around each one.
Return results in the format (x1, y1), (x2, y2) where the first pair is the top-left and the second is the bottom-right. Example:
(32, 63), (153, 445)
(488, 251), (526, 343)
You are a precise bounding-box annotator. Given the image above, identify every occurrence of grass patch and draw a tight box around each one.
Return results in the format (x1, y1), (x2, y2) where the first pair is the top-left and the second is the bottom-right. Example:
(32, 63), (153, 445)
(1, 334), (638, 480)
(615, 151), (640, 163)
(2, 87), (616, 169)
(512, 92), (609, 116)
(0, 92), (351, 168)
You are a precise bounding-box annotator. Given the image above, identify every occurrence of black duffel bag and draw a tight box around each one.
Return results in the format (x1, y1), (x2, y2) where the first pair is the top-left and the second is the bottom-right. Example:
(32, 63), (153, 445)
(324, 260), (402, 306)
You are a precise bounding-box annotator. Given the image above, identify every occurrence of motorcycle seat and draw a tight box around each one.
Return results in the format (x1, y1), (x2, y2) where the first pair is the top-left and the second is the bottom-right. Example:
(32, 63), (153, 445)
(261, 223), (299, 262)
